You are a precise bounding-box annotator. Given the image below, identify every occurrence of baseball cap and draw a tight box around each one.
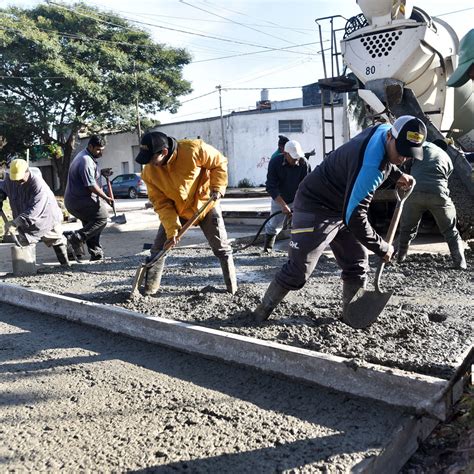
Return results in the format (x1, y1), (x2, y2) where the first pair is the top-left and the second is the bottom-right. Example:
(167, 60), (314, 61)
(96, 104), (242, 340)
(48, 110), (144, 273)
(135, 131), (169, 165)
(447, 29), (474, 88)
(390, 116), (426, 160)
(9, 159), (29, 181)
(284, 140), (304, 159)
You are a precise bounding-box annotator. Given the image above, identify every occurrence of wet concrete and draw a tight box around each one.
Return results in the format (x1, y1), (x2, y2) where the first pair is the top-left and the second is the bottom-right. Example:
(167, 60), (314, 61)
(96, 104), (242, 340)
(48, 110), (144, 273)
(3, 247), (472, 380)
(0, 302), (406, 472)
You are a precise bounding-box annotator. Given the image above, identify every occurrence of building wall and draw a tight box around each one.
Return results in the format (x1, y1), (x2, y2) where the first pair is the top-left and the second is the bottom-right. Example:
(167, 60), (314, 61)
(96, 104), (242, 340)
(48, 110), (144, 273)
(72, 105), (359, 188)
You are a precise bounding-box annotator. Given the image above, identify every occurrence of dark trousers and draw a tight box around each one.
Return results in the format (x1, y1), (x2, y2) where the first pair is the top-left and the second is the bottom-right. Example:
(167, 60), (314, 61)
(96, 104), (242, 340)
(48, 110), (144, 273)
(151, 204), (232, 259)
(398, 191), (460, 249)
(276, 208), (369, 290)
(66, 198), (108, 258)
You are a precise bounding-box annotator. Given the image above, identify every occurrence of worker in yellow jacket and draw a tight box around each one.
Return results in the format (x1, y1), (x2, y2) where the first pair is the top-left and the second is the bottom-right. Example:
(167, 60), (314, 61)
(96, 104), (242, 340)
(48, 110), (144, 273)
(135, 131), (237, 295)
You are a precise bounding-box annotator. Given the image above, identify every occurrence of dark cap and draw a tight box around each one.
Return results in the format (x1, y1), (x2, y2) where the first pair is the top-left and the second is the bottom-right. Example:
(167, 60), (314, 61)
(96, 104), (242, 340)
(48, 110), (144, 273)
(278, 135), (289, 147)
(391, 116), (427, 160)
(135, 131), (169, 165)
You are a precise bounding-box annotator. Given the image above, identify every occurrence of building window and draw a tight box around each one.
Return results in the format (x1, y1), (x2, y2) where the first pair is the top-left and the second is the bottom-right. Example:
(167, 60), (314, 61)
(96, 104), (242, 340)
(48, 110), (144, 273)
(279, 120), (303, 133)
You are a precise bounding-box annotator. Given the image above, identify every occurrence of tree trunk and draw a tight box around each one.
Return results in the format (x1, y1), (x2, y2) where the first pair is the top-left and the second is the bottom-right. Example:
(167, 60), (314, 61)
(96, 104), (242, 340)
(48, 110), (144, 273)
(55, 130), (78, 195)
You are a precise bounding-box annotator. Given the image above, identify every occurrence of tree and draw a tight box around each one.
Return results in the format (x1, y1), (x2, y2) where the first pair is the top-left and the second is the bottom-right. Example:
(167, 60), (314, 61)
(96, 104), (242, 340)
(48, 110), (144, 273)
(0, 2), (192, 191)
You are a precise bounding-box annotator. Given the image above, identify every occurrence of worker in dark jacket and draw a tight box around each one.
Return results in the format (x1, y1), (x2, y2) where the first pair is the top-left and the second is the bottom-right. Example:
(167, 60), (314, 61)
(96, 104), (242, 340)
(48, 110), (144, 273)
(251, 116), (426, 324)
(64, 135), (113, 262)
(0, 159), (69, 266)
(264, 139), (311, 251)
(397, 139), (467, 269)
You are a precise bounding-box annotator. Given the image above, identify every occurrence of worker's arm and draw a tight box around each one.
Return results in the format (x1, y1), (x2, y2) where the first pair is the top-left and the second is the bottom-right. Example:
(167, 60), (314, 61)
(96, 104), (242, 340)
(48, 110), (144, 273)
(88, 184), (113, 205)
(343, 134), (393, 259)
(142, 170), (181, 239)
(199, 143), (228, 197)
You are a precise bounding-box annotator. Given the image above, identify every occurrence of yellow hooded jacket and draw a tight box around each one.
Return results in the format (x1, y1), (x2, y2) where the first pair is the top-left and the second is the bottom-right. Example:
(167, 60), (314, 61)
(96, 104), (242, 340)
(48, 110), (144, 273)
(142, 139), (228, 238)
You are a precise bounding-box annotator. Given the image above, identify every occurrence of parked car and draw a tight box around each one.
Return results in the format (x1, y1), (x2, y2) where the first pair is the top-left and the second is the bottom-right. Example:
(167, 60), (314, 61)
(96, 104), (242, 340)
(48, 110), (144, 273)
(103, 173), (147, 199)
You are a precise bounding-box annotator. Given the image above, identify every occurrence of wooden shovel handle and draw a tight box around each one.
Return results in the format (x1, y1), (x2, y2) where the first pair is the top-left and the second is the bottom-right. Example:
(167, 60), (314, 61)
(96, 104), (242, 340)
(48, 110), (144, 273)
(374, 182), (416, 291)
(145, 195), (217, 269)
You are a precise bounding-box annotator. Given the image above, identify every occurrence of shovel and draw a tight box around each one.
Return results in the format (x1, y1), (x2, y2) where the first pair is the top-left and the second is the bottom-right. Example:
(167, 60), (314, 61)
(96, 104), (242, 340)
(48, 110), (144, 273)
(1, 209), (22, 247)
(343, 183), (415, 329)
(130, 195), (217, 298)
(1, 209), (37, 276)
(105, 176), (127, 225)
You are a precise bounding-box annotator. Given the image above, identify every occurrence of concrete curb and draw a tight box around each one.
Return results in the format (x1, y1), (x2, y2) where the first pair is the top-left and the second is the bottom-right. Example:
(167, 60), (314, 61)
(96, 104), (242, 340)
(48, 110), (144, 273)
(0, 282), (459, 420)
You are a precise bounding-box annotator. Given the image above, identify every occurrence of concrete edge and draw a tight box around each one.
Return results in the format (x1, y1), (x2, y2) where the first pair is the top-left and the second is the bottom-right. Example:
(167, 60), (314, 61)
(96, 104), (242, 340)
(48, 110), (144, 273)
(0, 282), (450, 419)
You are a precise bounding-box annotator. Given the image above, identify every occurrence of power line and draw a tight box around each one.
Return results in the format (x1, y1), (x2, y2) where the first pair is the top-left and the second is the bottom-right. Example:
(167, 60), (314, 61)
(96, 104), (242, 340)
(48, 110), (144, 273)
(46, 1), (316, 57)
(179, 0), (317, 54)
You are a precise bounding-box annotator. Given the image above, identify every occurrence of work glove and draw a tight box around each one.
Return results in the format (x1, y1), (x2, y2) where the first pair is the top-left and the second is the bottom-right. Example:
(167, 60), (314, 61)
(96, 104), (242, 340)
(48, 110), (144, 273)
(5, 220), (19, 235)
(210, 190), (222, 200)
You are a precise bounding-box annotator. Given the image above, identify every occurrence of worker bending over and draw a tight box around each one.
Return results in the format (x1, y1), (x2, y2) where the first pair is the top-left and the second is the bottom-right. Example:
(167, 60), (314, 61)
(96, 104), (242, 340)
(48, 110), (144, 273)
(397, 139), (467, 269)
(0, 159), (69, 267)
(251, 116), (426, 323)
(135, 131), (237, 296)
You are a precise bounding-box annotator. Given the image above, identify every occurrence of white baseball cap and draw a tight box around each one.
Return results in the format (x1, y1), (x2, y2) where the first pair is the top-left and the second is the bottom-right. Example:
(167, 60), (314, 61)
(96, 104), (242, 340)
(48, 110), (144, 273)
(284, 140), (304, 159)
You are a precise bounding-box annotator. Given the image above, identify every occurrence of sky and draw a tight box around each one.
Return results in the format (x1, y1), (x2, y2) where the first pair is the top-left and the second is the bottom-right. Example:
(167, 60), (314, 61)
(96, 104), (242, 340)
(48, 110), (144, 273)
(2, 0), (473, 125)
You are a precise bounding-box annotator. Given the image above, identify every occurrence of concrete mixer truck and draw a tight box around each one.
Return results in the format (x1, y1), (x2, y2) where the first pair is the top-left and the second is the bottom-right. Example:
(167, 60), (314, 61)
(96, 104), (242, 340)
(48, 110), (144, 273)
(316, 0), (473, 239)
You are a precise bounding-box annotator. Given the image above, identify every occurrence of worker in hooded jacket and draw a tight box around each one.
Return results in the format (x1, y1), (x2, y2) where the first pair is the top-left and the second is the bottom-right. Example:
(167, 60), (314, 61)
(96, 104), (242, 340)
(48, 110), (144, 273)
(135, 131), (237, 296)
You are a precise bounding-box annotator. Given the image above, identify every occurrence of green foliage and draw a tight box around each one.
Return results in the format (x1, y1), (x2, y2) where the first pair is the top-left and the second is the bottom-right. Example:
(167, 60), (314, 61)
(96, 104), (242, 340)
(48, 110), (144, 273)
(0, 2), (192, 189)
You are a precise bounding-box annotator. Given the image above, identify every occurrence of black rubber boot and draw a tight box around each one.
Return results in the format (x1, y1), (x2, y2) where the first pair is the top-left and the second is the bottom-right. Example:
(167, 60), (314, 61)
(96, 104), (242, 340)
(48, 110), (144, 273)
(53, 244), (70, 267)
(342, 279), (366, 318)
(252, 279), (289, 323)
(396, 245), (409, 263)
(144, 257), (166, 296)
(448, 239), (467, 269)
(263, 234), (276, 252)
(219, 256), (238, 295)
(67, 231), (86, 261)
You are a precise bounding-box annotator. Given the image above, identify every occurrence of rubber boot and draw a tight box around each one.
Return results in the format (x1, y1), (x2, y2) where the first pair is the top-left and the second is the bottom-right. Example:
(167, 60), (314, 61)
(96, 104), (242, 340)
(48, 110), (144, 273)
(67, 231), (86, 261)
(396, 245), (409, 264)
(342, 279), (366, 318)
(263, 234), (276, 252)
(144, 257), (166, 296)
(53, 244), (70, 267)
(219, 256), (238, 295)
(252, 279), (289, 323)
(448, 239), (467, 269)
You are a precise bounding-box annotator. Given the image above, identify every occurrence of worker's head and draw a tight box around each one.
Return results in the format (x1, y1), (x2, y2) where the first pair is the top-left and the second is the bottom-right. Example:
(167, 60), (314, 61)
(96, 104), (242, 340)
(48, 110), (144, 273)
(386, 116), (426, 165)
(87, 135), (106, 158)
(135, 131), (170, 167)
(9, 159), (30, 183)
(447, 29), (474, 88)
(278, 135), (289, 153)
(283, 140), (304, 166)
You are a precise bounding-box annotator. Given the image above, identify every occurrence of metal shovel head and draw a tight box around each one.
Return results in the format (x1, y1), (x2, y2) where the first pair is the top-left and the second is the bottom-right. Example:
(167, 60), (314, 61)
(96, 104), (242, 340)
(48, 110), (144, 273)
(343, 287), (393, 329)
(111, 213), (127, 225)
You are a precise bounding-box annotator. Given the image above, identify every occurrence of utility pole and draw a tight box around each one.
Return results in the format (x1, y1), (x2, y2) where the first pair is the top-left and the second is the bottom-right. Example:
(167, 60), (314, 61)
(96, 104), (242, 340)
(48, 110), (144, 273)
(133, 61), (141, 144)
(216, 85), (227, 156)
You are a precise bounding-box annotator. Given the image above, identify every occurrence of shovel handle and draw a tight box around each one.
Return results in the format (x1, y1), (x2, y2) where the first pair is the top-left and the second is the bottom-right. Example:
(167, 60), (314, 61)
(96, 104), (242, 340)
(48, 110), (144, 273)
(375, 181), (416, 292)
(105, 177), (117, 216)
(145, 195), (217, 269)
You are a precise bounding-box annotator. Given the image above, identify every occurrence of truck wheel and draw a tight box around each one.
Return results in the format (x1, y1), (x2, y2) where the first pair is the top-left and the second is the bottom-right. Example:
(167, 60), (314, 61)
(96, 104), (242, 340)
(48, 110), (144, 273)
(128, 187), (138, 199)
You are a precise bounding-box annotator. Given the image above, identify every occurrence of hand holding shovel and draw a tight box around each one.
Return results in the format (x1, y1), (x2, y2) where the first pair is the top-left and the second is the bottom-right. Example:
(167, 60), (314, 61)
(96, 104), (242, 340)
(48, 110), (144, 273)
(343, 181), (415, 329)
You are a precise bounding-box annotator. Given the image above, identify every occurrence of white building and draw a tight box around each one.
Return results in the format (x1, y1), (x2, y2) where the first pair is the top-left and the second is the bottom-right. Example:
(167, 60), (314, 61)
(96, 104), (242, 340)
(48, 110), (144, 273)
(70, 102), (357, 188)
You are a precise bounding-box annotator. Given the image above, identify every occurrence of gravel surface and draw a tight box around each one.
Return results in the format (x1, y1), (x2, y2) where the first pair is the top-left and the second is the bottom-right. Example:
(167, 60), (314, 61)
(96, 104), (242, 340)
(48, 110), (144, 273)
(3, 247), (472, 380)
(0, 303), (405, 472)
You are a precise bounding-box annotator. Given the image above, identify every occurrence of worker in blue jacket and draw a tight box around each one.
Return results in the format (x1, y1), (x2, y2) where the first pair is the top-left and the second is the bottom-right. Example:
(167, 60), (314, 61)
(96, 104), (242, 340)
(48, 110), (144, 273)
(251, 116), (426, 324)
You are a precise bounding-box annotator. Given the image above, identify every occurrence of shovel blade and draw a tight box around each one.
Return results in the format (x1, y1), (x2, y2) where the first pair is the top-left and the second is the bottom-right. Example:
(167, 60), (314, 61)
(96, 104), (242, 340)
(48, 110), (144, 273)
(111, 214), (127, 225)
(343, 288), (393, 329)
(130, 264), (146, 298)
